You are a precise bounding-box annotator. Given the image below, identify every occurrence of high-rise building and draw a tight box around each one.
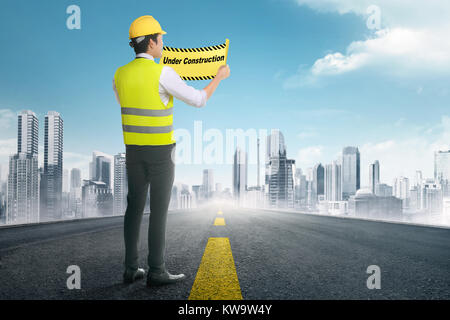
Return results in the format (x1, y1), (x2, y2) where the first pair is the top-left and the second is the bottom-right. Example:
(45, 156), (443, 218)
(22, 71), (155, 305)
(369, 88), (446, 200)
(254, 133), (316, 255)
(265, 129), (286, 162)
(233, 147), (247, 202)
(95, 156), (111, 188)
(202, 169), (214, 199)
(257, 138), (260, 188)
(69, 168), (82, 218)
(17, 110), (39, 155)
(0, 181), (7, 224)
(192, 185), (201, 202)
(294, 168), (307, 207)
(415, 170), (423, 187)
(435, 150), (450, 182)
(114, 153), (127, 216)
(394, 176), (410, 208)
(170, 183), (192, 210)
(265, 130), (295, 208)
(394, 176), (410, 199)
(90, 151), (113, 190)
(341, 146), (360, 200)
(325, 160), (342, 201)
(63, 169), (69, 193)
(369, 160), (380, 194)
(70, 168), (81, 191)
(418, 179), (443, 214)
(7, 153), (40, 224)
(7, 110), (40, 225)
(40, 111), (63, 222)
(313, 163), (325, 204)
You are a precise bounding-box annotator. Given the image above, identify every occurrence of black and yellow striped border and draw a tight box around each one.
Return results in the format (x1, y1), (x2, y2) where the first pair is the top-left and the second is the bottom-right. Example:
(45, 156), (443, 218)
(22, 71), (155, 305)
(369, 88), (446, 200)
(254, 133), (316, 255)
(181, 75), (214, 80)
(163, 40), (229, 80)
(163, 42), (227, 53)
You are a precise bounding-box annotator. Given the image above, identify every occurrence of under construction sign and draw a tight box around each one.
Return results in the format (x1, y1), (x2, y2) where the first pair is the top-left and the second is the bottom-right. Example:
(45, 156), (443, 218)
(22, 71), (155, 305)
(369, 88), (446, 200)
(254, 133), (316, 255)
(159, 39), (229, 80)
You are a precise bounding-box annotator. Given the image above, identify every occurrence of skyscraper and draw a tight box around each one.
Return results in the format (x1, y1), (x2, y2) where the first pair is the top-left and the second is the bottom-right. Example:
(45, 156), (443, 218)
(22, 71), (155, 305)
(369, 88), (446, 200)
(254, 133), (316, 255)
(90, 151), (113, 190)
(70, 168), (81, 191)
(7, 153), (40, 224)
(415, 170), (423, 187)
(69, 168), (82, 218)
(266, 129), (286, 162)
(114, 153), (127, 216)
(294, 168), (307, 207)
(265, 130), (295, 208)
(418, 179), (443, 213)
(95, 156), (111, 188)
(341, 146), (360, 200)
(202, 169), (214, 199)
(394, 176), (410, 199)
(313, 163), (325, 199)
(394, 176), (410, 208)
(40, 111), (63, 221)
(257, 138), (260, 188)
(434, 150), (450, 182)
(325, 160), (342, 201)
(369, 160), (380, 194)
(63, 169), (69, 193)
(17, 110), (39, 155)
(233, 147), (247, 202)
(7, 110), (40, 224)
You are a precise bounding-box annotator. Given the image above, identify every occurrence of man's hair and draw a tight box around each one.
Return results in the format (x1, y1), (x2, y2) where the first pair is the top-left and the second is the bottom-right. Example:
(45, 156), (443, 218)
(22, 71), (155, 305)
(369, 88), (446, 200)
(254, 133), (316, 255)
(129, 33), (159, 54)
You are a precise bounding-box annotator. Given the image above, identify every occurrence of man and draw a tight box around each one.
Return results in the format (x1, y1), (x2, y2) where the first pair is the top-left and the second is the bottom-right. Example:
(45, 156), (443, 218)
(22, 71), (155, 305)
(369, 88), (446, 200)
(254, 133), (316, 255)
(113, 15), (230, 286)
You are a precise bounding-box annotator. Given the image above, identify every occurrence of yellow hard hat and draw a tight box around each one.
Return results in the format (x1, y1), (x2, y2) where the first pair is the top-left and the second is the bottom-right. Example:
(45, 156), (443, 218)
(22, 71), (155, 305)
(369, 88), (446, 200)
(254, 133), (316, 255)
(129, 15), (167, 39)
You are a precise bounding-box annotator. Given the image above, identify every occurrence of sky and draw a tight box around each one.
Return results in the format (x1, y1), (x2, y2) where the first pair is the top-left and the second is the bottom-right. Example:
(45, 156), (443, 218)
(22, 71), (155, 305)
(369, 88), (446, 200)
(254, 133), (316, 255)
(0, 0), (449, 190)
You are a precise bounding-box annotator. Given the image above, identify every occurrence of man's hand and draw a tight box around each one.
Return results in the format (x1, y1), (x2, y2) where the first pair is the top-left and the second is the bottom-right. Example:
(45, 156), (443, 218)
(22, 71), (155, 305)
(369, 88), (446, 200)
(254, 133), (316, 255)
(216, 64), (230, 80)
(203, 64), (230, 100)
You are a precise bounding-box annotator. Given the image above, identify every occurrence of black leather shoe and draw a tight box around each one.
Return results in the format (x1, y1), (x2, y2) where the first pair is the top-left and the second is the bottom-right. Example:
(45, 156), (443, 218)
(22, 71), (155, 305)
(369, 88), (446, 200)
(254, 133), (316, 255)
(123, 268), (146, 284)
(146, 270), (186, 286)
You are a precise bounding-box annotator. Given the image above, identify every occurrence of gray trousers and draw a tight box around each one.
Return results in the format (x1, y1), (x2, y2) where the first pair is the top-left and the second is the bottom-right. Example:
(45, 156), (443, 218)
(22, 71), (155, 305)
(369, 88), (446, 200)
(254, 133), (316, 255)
(123, 143), (175, 273)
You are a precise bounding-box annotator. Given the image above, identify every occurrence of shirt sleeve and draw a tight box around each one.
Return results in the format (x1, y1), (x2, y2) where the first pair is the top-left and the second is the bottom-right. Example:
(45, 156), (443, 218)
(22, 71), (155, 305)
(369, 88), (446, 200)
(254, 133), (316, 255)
(112, 78), (120, 104)
(160, 66), (207, 108)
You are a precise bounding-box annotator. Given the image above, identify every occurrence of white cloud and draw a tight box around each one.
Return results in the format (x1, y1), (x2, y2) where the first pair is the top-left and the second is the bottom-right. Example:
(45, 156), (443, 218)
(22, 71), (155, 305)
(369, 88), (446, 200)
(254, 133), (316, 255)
(360, 116), (450, 186)
(0, 138), (16, 157)
(285, 1), (450, 87)
(0, 109), (16, 130)
(295, 145), (324, 169)
(294, 0), (450, 28)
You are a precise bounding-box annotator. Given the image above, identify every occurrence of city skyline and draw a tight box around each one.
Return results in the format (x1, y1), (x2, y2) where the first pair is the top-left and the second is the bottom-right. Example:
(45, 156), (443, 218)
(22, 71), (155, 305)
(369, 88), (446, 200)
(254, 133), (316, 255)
(1, 1), (450, 190)
(0, 108), (449, 226)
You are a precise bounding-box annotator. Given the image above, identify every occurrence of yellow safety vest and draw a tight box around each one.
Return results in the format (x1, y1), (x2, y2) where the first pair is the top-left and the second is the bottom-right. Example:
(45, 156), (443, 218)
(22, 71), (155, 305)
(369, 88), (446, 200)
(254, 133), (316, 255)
(114, 58), (175, 146)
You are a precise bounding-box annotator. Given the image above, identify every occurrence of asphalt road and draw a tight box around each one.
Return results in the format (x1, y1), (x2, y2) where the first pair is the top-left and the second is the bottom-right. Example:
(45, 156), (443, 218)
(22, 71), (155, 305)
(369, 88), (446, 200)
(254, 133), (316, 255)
(0, 205), (449, 299)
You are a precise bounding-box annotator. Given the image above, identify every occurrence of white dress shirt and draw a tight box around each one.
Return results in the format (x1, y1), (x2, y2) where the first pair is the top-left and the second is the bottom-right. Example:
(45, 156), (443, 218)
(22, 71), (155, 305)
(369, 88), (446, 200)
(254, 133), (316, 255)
(113, 53), (207, 108)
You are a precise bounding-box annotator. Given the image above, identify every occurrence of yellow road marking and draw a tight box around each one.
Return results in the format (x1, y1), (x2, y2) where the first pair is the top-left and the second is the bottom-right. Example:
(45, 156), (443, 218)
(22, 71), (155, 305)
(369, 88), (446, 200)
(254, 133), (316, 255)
(189, 237), (242, 300)
(217, 210), (223, 215)
(214, 217), (225, 225)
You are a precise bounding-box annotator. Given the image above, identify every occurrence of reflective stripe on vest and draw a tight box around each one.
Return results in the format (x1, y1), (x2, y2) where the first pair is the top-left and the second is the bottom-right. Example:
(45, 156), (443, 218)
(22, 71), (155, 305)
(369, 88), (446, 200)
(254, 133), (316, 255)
(114, 58), (175, 146)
